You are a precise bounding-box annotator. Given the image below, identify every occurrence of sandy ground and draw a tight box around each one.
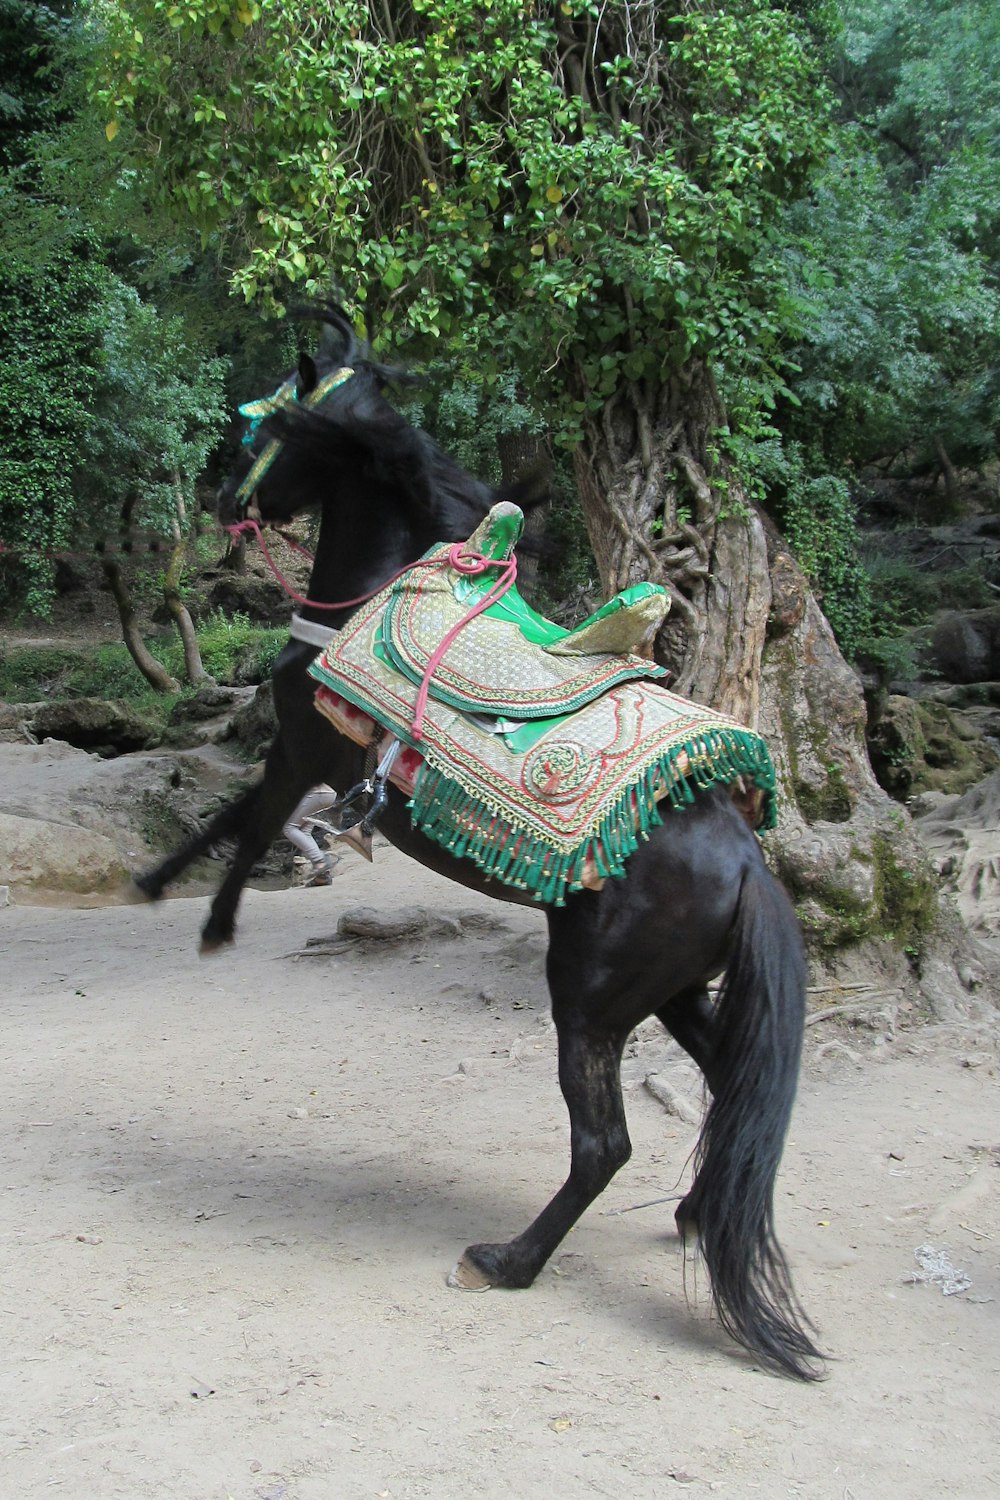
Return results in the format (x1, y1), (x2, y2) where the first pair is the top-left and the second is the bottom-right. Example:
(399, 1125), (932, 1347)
(2, 845), (999, 1500)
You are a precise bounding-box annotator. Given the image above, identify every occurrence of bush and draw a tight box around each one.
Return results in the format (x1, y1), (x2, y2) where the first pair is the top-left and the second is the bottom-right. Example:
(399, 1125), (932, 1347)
(0, 646), (71, 700)
(0, 641), (152, 701)
(0, 612), (286, 711)
(0, 640), (181, 731)
(858, 548), (938, 634)
(157, 609), (286, 685)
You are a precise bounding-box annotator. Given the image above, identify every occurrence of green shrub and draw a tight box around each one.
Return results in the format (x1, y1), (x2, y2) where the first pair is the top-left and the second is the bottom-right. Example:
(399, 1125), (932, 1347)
(156, 609), (285, 685)
(859, 548), (938, 633)
(70, 642), (157, 699)
(253, 629), (287, 680)
(933, 567), (993, 614)
(0, 646), (71, 700)
(0, 640), (181, 728)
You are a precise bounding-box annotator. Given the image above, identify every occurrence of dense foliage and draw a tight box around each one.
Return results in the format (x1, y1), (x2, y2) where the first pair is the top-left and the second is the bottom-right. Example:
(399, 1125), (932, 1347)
(1, 0), (997, 678)
(76, 282), (228, 539)
(778, 0), (1000, 483)
(0, 0), (268, 618)
(91, 0), (832, 443)
(0, 217), (108, 612)
(0, 0), (71, 168)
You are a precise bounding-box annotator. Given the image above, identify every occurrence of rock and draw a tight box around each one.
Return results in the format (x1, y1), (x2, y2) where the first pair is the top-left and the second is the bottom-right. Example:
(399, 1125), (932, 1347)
(201, 573), (288, 625)
(911, 770), (1000, 937)
(0, 740), (255, 893)
(921, 681), (1000, 710)
(0, 811), (131, 896)
(219, 681), (277, 760)
(867, 694), (999, 799)
(27, 698), (156, 755)
(923, 607), (1000, 685)
(167, 684), (239, 726)
(0, 701), (46, 743)
(337, 906), (463, 942)
(227, 644), (272, 687)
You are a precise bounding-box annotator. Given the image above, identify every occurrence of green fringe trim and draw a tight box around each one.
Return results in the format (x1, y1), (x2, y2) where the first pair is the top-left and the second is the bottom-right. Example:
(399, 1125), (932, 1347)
(408, 727), (777, 907)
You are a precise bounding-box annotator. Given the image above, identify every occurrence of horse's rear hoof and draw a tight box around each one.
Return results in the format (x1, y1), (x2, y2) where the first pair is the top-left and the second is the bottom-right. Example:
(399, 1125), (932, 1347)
(447, 1254), (494, 1292)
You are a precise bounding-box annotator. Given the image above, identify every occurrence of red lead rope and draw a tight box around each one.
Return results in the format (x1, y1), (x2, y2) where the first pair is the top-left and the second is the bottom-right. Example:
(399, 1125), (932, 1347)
(411, 545), (517, 741)
(226, 520), (517, 743)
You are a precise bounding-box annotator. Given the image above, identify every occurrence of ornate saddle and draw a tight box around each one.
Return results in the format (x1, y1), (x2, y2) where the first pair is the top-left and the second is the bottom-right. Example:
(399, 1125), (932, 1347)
(308, 504), (777, 904)
(379, 504), (671, 719)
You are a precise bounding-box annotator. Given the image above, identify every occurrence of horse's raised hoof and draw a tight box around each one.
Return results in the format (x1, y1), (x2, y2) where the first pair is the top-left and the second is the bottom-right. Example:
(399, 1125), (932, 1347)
(447, 1253), (494, 1291)
(131, 872), (163, 903)
(199, 932), (235, 957)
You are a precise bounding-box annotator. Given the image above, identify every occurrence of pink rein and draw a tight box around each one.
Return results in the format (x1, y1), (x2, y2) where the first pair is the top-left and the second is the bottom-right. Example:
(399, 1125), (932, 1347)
(226, 519), (516, 742)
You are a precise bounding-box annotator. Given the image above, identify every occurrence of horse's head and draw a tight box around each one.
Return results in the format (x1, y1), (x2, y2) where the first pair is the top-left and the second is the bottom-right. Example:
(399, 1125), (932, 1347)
(217, 305), (381, 529)
(218, 303), (549, 576)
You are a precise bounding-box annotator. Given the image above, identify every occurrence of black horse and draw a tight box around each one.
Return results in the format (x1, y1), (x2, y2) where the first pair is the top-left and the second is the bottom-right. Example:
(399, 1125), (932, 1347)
(138, 308), (822, 1380)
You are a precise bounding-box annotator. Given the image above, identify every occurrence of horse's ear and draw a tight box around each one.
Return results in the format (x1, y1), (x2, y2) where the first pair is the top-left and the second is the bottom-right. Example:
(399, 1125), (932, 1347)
(297, 354), (319, 396)
(318, 303), (357, 361)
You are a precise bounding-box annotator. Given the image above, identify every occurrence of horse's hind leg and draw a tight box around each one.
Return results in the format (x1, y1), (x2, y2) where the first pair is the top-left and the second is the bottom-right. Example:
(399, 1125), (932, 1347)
(133, 784), (260, 900)
(657, 986), (719, 1093)
(449, 1012), (632, 1291)
(656, 986), (723, 1236)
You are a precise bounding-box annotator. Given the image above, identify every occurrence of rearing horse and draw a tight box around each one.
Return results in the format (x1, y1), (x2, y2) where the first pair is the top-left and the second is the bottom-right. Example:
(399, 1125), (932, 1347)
(137, 307), (823, 1380)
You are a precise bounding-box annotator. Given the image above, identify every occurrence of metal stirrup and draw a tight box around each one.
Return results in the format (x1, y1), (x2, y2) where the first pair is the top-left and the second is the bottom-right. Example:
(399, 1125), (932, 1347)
(328, 739), (402, 861)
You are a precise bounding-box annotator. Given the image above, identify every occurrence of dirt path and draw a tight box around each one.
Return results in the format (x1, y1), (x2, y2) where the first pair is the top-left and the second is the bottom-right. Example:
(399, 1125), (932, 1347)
(2, 852), (998, 1499)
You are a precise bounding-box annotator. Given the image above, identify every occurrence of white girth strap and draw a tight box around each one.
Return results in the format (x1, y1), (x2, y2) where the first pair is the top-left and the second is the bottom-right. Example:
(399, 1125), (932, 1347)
(290, 613), (340, 650)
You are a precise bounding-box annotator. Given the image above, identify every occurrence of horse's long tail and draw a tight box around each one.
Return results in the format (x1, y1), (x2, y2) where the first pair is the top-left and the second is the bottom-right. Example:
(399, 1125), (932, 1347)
(681, 861), (824, 1380)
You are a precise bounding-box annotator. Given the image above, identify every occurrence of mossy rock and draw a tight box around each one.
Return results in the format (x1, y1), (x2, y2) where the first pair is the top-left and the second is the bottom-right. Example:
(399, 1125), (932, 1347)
(219, 681), (277, 761)
(867, 694), (999, 800)
(28, 697), (158, 756)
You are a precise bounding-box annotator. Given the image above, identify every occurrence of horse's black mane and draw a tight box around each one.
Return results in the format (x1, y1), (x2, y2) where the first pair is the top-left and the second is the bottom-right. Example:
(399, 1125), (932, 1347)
(261, 303), (502, 536)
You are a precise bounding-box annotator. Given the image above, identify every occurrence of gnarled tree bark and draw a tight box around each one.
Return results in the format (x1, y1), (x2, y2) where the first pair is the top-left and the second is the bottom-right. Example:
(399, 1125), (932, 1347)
(574, 371), (992, 1017)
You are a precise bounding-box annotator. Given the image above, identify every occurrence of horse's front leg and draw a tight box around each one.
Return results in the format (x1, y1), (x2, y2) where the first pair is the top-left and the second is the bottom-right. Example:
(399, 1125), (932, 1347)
(449, 1017), (631, 1290)
(199, 738), (313, 953)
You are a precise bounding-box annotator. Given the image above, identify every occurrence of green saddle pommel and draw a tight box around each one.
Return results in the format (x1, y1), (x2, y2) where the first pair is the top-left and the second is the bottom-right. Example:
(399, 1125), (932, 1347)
(379, 502), (672, 721)
(455, 503), (670, 658)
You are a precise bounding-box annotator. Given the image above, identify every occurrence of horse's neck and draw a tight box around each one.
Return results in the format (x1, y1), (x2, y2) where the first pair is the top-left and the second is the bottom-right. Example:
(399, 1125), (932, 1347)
(297, 504), (425, 631)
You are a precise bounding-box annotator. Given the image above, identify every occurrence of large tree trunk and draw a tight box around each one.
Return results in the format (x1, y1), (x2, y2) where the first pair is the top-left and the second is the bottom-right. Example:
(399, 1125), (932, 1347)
(101, 557), (180, 693)
(573, 367), (993, 1017)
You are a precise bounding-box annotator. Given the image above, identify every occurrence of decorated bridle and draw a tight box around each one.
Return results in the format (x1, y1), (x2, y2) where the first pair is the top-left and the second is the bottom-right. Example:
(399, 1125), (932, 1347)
(234, 364), (355, 506)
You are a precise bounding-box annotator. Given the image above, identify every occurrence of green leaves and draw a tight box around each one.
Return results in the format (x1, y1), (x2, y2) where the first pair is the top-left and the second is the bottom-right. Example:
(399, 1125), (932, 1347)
(776, 0), (1000, 481)
(0, 221), (108, 613)
(88, 0), (831, 435)
(76, 281), (229, 538)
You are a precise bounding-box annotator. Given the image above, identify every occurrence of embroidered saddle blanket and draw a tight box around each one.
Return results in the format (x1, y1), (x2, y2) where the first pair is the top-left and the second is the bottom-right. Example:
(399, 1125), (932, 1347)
(308, 504), (777, 905)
